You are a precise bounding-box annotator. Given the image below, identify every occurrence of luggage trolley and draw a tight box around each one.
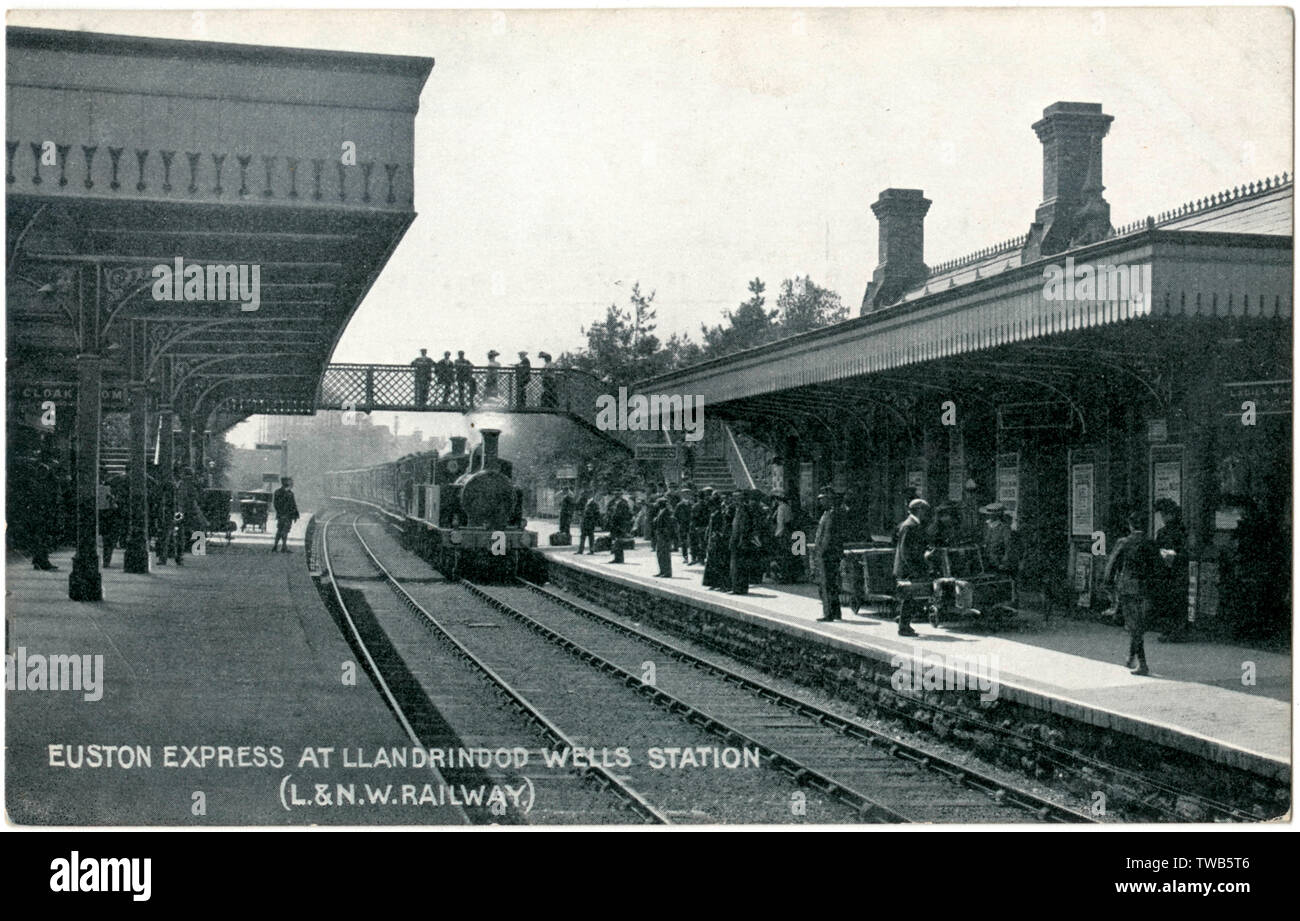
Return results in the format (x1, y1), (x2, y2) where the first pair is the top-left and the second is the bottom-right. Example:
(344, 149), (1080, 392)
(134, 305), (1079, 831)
(238, 491), (271, 533)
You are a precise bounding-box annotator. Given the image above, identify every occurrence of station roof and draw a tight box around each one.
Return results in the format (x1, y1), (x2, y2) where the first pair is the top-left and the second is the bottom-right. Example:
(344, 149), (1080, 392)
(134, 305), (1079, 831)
(638, 176), (1293, 406)
(6, 27), (434, 428)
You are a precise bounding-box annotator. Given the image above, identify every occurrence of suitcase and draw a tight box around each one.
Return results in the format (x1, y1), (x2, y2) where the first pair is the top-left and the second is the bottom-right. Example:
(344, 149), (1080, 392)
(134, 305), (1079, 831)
(549, 531), (572, 546)
(594, 535), (635, 552)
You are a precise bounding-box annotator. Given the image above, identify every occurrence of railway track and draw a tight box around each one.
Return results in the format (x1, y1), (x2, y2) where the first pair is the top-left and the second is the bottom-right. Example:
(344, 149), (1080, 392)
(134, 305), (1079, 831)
(317, 511), (666, 824)
(529, 556), (1270, 823)
(316, 511), (473, 826)
(343, 508), (1094, 824)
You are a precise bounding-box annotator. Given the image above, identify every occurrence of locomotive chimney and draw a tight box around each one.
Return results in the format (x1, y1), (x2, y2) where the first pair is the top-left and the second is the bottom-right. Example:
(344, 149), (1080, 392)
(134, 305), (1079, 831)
(449, 436), (467, 455)
(480, 429), (500, 469)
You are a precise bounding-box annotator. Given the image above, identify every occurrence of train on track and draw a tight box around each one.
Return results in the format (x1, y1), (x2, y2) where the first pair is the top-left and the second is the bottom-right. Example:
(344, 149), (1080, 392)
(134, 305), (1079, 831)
(325, 428), (537, 579)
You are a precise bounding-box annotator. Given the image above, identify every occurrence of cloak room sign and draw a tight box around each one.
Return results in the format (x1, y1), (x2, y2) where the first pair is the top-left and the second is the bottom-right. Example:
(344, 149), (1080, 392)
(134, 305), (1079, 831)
(10, 381), (129, 411)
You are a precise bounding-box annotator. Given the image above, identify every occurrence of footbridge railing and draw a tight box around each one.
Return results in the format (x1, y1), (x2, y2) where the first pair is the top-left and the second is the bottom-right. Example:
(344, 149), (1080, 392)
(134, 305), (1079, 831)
(317, 363), (632, 447)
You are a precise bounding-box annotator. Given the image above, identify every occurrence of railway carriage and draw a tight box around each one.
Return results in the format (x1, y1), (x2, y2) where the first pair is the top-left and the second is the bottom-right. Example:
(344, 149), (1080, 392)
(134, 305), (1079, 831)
(327, 429), (536, 579)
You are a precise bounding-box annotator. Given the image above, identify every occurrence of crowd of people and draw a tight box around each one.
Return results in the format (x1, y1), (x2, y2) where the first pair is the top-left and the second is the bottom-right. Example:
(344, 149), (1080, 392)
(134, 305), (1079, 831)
(8, 449), (219, 572)
(555, 479), (1195, 669)
(558, 485), (809, 594)
(410, 349), (559, 411)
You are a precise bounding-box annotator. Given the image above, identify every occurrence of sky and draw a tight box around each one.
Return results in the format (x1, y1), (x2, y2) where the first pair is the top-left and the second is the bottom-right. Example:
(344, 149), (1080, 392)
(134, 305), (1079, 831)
(8, 6), (1293, 446)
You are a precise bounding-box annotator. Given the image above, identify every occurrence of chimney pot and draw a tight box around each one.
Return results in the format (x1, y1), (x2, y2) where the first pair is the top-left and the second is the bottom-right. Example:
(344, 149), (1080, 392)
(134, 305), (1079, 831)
(861, 188), (931, 314)
(1024, 102), (1114, 258)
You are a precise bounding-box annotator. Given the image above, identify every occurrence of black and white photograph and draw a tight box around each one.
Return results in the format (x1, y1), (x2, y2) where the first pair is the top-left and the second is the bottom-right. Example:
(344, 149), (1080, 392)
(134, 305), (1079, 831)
(2, 2), (1293, 861)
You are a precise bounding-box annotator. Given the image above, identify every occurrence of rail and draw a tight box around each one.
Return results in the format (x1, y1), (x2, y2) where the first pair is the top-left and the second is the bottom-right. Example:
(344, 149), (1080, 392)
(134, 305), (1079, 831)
(317, 363), (633, 449)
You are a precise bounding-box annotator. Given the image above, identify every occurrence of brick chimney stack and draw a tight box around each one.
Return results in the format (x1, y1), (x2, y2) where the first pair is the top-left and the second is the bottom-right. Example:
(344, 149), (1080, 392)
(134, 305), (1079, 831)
(860, 188), (931, 314)
(1023, 102), (1114, 259)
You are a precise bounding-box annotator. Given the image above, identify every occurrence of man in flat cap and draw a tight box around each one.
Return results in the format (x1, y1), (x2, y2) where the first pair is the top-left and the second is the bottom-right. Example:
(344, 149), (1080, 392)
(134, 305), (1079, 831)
(1104, 511), (1162, 676)
(893, 498), (931, 637)
(410, 348), (434, 408)
(435, 350), (455, 405)
(813, 488), (844, 622)
(454, 350), (475, 409)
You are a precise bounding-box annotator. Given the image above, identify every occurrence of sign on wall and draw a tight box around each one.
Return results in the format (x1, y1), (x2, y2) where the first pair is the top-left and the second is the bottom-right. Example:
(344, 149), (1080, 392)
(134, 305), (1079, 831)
(11, 381), (129, 411)
(996, 452), (1019, 527)
(947, 438), (965, 503)
(633, 443), (678, 461)
(1071, 463), (1095, 536)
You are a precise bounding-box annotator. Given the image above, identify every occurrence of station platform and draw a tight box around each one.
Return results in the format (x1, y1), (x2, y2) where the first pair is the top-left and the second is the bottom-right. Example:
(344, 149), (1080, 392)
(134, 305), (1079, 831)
(530, 520), (1291, 782)
(4, 515), (443, 826)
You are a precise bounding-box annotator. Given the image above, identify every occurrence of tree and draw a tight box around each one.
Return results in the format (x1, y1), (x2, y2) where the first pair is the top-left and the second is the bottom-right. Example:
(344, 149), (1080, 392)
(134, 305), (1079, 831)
(559, 282), (696, 387)
(776, 275), (847, 335)
(700, 278), (780, 358)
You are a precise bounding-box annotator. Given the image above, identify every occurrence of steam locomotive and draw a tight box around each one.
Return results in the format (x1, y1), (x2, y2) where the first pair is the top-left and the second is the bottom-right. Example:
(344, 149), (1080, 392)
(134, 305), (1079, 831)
(325, 428), (537, 579)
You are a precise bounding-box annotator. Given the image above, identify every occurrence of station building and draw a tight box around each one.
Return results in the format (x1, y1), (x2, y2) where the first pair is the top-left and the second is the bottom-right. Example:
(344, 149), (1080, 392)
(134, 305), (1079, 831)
(641, 102), (1292, 636)
(5, 28), (433, 599)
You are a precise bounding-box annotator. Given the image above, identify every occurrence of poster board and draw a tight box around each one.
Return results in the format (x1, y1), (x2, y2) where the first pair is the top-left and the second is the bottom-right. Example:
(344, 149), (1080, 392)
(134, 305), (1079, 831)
(1188, 560), (1220, 623)
(1070, 463), (1095, 537)
(947, 434), (965, 502)
(1072, 546), (1093, 607)
(996, 452), (1019, 527)
(906, 464), (925, 501)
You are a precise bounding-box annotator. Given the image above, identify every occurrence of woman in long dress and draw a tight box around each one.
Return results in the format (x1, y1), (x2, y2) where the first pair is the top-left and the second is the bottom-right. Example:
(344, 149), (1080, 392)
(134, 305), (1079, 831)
(703, 499), (732, 591)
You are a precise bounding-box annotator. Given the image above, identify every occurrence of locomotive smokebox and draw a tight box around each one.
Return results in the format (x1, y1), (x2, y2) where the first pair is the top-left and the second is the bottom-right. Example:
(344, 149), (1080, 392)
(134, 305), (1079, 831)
(480, 429), (501, 470)
(449, 436), (467, 455)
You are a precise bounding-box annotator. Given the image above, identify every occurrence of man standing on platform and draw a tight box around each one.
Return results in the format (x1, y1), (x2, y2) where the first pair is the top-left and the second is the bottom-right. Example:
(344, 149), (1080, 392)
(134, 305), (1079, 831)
(97, 473), (121, 568)
(813, 489), (844, 621)
(893, 498), (930, 637)
(558, 486), (576, 538)
(652, 498), (676, 577)
(576, 492), (600, 555)
(674, 491), (694, 564)
(272, 476), (300, 553)
(1154, 498), (1190, 643)
(1105, 511), (1162, 676)
(773, 491), (796, 583)
(175, 466), (208, 563)
(607, 490), (632, 564)
(690, 487), (712, 566)
(411, 348), (434, 408)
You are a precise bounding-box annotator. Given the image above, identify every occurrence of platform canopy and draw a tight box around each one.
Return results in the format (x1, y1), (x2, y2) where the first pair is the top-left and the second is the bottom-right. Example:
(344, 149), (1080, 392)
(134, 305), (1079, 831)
(637, 186), (1293, 420)
(6, 27), (434, 430)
